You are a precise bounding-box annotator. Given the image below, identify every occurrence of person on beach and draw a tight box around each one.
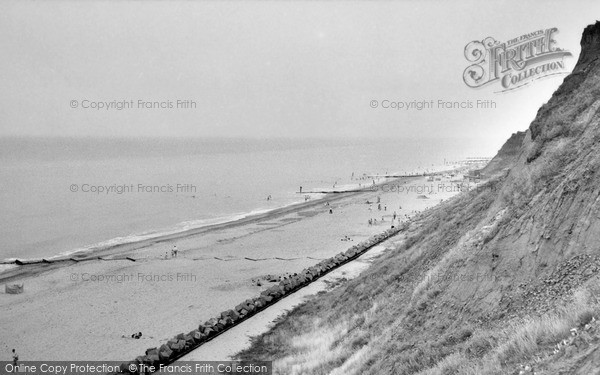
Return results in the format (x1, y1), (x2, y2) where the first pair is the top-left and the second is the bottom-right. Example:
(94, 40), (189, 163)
(393, 211), (397, 220)
(329, 208), (333, 214)
(299, 186), (302, 193)
(12, 349), (18, 368)
(172, 245), (178, 257)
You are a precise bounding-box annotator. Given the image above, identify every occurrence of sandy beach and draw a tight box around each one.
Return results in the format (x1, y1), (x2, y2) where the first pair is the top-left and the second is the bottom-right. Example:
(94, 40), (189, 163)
(0, 173), (465, 361)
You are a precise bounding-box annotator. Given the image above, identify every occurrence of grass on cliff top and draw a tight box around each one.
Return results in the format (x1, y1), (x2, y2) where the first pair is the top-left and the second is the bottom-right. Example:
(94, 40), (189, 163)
(420, 283), (600, 375)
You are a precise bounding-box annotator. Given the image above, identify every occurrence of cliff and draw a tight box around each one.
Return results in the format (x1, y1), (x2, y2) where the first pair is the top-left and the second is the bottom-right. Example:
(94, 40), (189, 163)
(480, 131), (526, 177)
(236, 21), (600, 375)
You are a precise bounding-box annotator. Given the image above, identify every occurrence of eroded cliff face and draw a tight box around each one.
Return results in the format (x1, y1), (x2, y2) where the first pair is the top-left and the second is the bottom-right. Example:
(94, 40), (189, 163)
(480, 131), (526, 177)
(482, 19), (600, 305)
(433, 20), (600, 373)
(361, 19), (600, 372)
(235, 22), (600, 375)
(575, 21), (600, 73)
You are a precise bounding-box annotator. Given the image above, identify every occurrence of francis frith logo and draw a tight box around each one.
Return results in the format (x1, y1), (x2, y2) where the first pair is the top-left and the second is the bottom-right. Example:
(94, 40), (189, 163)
(463, 28), (572, 92)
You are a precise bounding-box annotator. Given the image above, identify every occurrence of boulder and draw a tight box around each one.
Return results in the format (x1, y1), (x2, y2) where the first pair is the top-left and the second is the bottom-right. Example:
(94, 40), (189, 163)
(204, 327), (215, 336)
(229, 310), (241, 321)
(158, 345), (173, 361)
(183, 333), (195, 348)
(145, 353), (160, 367)
(190, 330), (204, 344)
(167, 339), (186, 353)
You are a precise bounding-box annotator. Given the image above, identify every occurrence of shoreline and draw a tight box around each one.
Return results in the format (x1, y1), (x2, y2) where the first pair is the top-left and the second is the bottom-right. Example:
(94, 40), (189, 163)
(0, 175), (434, 284)
(1, 166), (460, 267)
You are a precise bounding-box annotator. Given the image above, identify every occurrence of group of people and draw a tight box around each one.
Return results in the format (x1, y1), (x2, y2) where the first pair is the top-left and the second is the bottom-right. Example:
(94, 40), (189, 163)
(164, 245), (178, 259)
(367, 197), (401, 227)
(368, 217), (386, 225)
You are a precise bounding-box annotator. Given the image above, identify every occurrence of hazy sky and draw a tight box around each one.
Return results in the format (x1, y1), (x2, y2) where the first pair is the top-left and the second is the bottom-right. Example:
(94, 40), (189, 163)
(1, 0), (599, 144)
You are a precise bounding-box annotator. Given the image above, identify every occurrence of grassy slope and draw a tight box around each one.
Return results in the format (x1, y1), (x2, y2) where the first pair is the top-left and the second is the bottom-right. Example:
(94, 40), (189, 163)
(235, 23), (600, 375)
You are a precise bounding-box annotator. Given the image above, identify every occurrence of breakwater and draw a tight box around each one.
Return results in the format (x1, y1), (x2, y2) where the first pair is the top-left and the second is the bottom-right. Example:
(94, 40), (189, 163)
(110, 224), (406, 374)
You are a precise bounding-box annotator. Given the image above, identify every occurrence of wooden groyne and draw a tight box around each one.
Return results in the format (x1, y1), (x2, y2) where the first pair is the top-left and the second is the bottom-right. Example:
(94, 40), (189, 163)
(2, 255), (139, 266)
(109, 224), (406, 374)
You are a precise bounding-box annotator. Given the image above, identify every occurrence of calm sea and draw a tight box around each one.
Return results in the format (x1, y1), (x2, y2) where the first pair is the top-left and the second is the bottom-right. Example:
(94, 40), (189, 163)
(0, 137), (499, 261)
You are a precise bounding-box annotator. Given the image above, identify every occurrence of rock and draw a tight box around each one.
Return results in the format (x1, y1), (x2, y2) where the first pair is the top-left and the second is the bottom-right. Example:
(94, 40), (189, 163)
(190, 330), (204, 344)
(204, 327), (215, 336)
(183, 333), (195, 348)
(158, 345), (173, 361)
(208, 317), (219, 326)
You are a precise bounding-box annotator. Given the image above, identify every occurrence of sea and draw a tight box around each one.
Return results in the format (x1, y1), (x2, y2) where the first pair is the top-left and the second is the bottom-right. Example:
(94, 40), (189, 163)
(0, 137), (500, 262)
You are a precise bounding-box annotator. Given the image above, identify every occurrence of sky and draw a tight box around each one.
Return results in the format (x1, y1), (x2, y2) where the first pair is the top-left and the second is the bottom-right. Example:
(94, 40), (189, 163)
(1, 0), (599, 146)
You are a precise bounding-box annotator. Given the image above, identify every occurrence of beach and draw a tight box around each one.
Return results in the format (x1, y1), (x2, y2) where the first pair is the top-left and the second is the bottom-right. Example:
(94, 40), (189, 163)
(0, 173), (465, 361)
